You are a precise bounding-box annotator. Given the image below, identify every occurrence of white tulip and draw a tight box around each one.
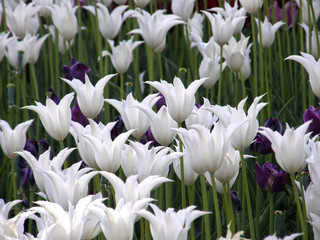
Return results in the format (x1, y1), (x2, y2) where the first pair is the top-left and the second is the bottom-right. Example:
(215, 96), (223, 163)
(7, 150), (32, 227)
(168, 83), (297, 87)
(105, 92), (159, 139)
(62, 74), (116, 119)
(23, 93), (74, 141)
(146, 76), (207, 123)
(0, 119), (33, 159)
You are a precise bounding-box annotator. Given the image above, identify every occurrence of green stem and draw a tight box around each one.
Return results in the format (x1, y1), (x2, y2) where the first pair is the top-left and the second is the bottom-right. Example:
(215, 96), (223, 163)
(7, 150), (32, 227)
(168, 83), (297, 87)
(120, 74), (124, 100)
(250, 14), (258, 97)
(210, 173), (222, 238)
(10, 157), (17, 212)
(200, 174), (211, 240)
(298, 173), (308, 240)
(178, 129), (187, 209)
(241, 152), (255, 240)
(146, 45), (155, 94)
(217, 45), (223, 105)
(269, 191), (274, 235)
(290, 173), (307, 240)
(188, 184), (196, 240)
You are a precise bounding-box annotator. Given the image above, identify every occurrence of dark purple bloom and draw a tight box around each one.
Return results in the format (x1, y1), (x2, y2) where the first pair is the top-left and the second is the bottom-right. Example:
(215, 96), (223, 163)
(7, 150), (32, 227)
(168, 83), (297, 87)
(255, 161), (287, 193)
(268, 0), (298, 29)
(47, 87), (60, 104)
(230, 190), (241, 213)
(251, 118), (283, 155)
(72, 100), (90, 127)
(18, 138), (50, 191)
(111, 115), (124, 140)
(62, 58), (92, 126)
(155, 92), (166, 111)
(303, 105), (320, 136)
(62, 58), (91, 83)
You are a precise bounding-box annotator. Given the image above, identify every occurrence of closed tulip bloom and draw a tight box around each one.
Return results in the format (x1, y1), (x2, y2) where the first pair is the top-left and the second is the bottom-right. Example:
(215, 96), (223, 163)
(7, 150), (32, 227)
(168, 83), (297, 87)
(105, 92), (159, 139)
(0, 119), (33, 159)
(240, 0), (263, 14)
(45, 24), (74, 54)
(102, 37), (143, 74)
(300, 23), (320, 59)
(23, 92), (74, 141)
(259, 121), (311, 174)
(199, 54), (226, 89)
(136, 105), (178, 146)
(255, 17), (284, 49)
(6, 1), (40, 38)
(286, 52), (320, 98)
(49, 1), (78, 42)
(84, 4), (131, 40)
(130, 9), (184, 53)
(223, 34), (251, 73)
(146, 77), (207, 123)
(137, 204), (209, 240)
(171, 0), (195, 22)
(62, 74), (115, 119)
(202, 12), (245, 46)
(187, 12), (204, 45)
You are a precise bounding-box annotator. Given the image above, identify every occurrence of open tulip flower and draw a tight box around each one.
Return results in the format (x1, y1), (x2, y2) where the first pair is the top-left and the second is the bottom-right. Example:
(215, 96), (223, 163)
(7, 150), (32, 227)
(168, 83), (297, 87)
(130, 9), (184, 53)
(62, 73), (116, 119)
(17, 147), (74, 194)
(286, 52), (320, 98)
(84, 4), (131, 40)
(88, 198), (153, 240)
(99, 172), (171, 204)
(102, 37), (143, 74)
(255, 16), (285, 49)
(208, 94), (267, 151)
(136, 203), (209, 240)
(185, 99), (216, 129)
(146, 76), (207, 123)
(259, 121), (312, 174)
(105, 92), (159, 139)
(136, 105), (178, 146)
(0, 119), (33, 160)
(30, 194), (103, 240)
(122, 141), (183, 181)
(23, 92), (74, 141)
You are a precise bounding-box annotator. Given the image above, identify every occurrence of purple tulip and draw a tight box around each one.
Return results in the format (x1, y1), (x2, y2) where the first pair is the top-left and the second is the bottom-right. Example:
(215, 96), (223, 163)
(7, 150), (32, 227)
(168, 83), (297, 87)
(18, 138), (50, 191)
(303, 105), (320, 136)
(155, 92), (166, 111)
(251, 118), (283, 155)
(62, 58), (91, 83)
(268, 0), (298, 29)
(111, 115), (124, 140)
(255, 161), (287, 193)
(230, 190), (241, 213)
